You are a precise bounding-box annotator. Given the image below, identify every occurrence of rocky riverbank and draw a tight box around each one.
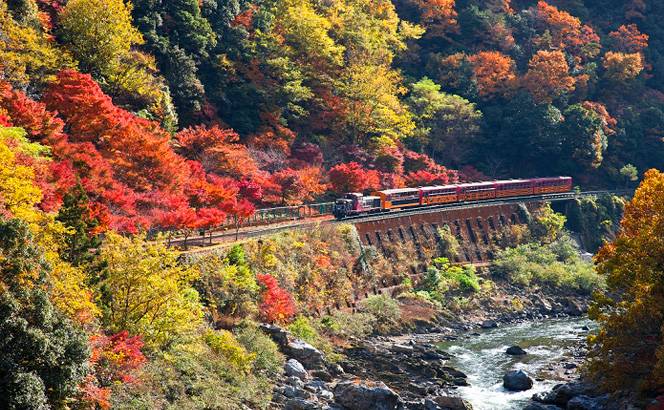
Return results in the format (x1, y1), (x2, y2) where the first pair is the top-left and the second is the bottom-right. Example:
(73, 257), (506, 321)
(263, 280), (595, 410)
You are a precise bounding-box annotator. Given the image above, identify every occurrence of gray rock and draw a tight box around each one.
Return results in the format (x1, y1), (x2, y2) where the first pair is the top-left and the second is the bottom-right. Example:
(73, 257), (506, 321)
(286, 359), (309, 379)
(506, 345), (527, 355)
(333, 380), (402, 410)
(285, 398), (323, 410)
(480, 320), (498, 329)
(427, 395), (474, 410)
(288, 339), (326, 369)
(391, 344), (415, 354)
(535, 383), (587, 406)
(567, 395), (607, 410)
(284, 385), (313, 399)
(502, 370), (534, 391)
(261, 323), (290, 346)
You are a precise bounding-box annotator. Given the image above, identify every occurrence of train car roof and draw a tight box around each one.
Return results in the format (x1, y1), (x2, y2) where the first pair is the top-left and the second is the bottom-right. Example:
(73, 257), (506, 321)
(494, 179), (531, 184)
(419, 185), (458, 191)
(376, 187), (420, 195)
(457, 181), (496, 188)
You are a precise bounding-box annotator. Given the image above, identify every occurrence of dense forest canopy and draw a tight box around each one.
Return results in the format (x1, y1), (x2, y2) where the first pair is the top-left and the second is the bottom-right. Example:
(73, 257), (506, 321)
(0, 0), (662, 231)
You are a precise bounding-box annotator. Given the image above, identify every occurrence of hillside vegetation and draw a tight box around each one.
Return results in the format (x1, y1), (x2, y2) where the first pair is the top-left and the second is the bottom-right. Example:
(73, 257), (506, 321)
(0, 0), (662, 407)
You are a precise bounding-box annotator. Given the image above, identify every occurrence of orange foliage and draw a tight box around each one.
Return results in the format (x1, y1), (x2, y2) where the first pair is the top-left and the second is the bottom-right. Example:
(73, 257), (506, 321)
(411, 0), (458, 37)
(610, 24), (649, 53)
(523, 50), (576, 103)
(603, 52), (644, 82)
(532, 1), (600, 60)
(468, 51), (517, 98)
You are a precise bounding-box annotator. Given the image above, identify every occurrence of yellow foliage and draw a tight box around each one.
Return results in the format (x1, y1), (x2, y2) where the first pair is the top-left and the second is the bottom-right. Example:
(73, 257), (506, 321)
(204, 329), (256, 374)
(0, 129), (42, 222)
(59, 0), (144, 76)
(0, 2), (72, 88)
(98, 232), (203, 349)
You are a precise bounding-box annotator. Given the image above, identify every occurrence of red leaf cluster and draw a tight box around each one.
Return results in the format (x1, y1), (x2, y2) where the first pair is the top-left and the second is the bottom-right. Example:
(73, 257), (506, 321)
(256, 274), (297, 324)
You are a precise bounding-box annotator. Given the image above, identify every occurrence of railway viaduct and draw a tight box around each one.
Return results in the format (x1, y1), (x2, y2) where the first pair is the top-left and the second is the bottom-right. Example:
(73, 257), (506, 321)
(354, 202), (532, 265)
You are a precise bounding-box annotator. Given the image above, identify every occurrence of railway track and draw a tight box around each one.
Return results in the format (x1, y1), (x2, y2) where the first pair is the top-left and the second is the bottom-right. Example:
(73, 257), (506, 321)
(172, 189), (631, 252)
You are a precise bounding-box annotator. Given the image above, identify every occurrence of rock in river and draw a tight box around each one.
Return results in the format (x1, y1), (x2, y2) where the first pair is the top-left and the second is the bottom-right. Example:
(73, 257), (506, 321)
(480, 320), (498, 329)
(505, 345), (527, 355)
(333, 380), (402, 410)
(503, 369), (534, 391)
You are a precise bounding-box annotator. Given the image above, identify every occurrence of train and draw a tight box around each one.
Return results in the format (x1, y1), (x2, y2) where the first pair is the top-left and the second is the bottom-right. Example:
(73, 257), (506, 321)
(332, 176), (573, 219)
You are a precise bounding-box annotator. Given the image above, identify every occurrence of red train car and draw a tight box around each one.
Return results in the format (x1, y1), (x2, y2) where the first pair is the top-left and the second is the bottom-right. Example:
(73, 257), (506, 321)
(333, 177), (573, 219)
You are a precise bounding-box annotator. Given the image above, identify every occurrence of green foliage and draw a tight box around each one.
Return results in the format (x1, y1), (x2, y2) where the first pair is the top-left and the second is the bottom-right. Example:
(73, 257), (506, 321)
(492, 234), (603, 294)
(204, 329), (255, 374)
(234, 322), (285, 377)
(529, 203), (567, 244)
(111, 338), (273, 409)
(436, 224), (460, 259)
(288, 315), (319, 344)
(421, 257), (481, 299)
(407, 77), (482, 164)
(0, 219), (90, 408)
(360, 294), (401, 334)
(194, 247), (259, 321)
(565, 194), (625, 252)
(321, 311), (376, 339)
(59, 0), (144, 76)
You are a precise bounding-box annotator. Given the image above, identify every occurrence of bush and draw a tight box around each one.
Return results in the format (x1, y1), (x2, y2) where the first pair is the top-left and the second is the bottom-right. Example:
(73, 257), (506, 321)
(204, 329), (256, 374)
(492, 235), (604, 294)
(360, 295), (401, 334)
(111, 339), (274, 409)
(321, 311), (376, 339)
(288, 316), (319, 344)
(235, 323), (284, 377)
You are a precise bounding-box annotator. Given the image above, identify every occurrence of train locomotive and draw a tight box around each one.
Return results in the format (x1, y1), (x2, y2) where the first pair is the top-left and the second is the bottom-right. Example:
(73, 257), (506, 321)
(332, 176), (572, 219)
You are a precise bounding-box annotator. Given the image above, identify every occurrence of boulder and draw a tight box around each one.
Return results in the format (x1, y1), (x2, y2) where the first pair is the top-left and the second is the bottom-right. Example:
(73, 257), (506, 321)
(288, 339), (326, 369)
(562, 299), (584, 316)
(260, 323), (290, 346)
(285, 359), (309, 379)
(503, 370), (534, 391)
(333, 380), (402, 410)
(480, 320), (498, 329)
(506, 345), (527, 356)
(427, 395), (474, 410)
(567, 395), (607, 410)
(534, 383), (588, 406)
(285, 398), (323, 410)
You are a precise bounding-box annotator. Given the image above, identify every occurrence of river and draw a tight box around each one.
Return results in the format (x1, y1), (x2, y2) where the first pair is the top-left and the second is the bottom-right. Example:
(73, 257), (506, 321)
(437, 317), (594, 410)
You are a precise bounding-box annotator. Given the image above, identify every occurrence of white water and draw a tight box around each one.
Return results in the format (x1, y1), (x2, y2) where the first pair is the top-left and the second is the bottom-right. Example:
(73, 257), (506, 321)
(438, 317), (594, 409)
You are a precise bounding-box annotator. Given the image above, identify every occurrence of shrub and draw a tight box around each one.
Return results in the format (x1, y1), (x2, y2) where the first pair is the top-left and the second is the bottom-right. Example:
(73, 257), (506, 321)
(288, 315), (319, 344)
(321, 311), (376, 339)
(204, 329), (256, 374)
(492, 235), (604, 294)
(235, 323), (285, 377)
(360, 295), (401, 334)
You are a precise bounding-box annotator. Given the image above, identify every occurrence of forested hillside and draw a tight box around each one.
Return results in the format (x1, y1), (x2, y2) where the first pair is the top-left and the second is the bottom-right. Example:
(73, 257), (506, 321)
(1, 0), (663, 408)
(1, 0), (662, 232)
